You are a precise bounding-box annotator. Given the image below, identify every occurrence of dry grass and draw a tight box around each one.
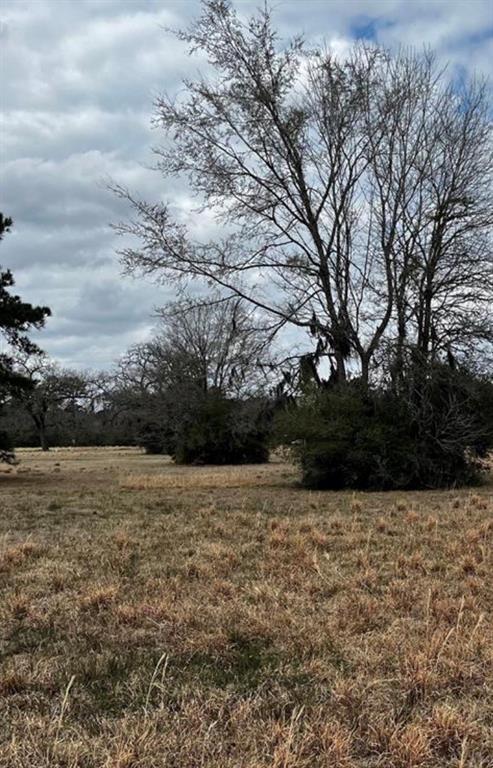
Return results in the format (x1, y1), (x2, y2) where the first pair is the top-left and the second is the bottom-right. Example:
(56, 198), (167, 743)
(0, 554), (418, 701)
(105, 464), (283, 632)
(0, 447), (492, 767)
(120, 464), (290, 490)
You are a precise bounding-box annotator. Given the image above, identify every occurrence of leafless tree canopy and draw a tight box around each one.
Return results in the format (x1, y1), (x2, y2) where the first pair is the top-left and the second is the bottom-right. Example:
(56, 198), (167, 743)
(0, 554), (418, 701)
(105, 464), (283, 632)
(115, 297), (272, 401)
(12, 354), (92, 450)
(156, 297), (274, 394)
(113, 0), (493, 384)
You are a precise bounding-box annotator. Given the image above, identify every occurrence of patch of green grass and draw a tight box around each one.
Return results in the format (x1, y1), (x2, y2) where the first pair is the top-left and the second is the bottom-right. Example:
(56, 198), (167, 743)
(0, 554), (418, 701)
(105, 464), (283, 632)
(184, 633), (281, 693)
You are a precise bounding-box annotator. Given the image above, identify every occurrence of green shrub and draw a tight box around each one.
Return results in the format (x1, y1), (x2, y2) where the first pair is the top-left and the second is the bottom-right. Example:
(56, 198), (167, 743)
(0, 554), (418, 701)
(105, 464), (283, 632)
(136, 390), (270, 465)
(138, 422), (168, 455)
(170, 393), (270, 465)
(278, 365), (493, 490)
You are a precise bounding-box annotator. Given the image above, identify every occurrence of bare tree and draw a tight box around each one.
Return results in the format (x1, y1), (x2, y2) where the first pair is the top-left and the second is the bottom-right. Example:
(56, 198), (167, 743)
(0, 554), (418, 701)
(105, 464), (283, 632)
(410, 84), (492, 365)
(110, 296), (274, 454)
(115, 296), (271, 401)
(155, 296), (273, 395)
(13, 355), (90, 451)
(113, 0), (492, 385)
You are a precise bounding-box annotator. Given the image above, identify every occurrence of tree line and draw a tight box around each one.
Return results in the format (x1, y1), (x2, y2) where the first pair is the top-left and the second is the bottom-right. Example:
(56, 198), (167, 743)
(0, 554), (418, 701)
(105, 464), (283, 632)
(1, 280), (277, 463)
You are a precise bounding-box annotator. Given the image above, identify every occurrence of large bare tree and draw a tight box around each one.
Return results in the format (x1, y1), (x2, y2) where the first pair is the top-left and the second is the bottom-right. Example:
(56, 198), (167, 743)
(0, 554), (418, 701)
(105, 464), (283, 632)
(113, 0), (492, 384)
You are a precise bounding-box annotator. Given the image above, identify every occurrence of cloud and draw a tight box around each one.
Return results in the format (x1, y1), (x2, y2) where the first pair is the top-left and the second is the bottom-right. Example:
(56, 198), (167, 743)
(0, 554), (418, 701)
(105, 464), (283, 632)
(1, 0), (491, 370)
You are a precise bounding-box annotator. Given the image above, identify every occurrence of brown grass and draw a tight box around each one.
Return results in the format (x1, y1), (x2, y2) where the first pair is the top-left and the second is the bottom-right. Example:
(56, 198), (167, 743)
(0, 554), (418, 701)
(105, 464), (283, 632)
(0, 447), (492, 767)
(120, 463), (288, 490)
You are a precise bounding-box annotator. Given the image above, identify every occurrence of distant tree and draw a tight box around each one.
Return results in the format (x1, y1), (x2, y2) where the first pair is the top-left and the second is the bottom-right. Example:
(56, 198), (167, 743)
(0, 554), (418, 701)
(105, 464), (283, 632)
(113, 298), (274, 460)
(109, 342), (200, 453)
(0, 370), (128, 449)
(0, 214), (51, 461)
(117, 296), (272, 401)
(12, 354), (89, 451)
(156, 296), (273, 395)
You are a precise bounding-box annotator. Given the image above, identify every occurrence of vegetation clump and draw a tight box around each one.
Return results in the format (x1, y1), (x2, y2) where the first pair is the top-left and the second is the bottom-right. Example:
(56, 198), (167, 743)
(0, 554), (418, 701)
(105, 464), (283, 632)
(280, 359), (493, 490)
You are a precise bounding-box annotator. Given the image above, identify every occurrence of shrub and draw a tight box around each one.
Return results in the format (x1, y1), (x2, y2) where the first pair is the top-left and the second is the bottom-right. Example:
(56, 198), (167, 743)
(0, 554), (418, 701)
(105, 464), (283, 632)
(138, 421), (168, 455)
(279, 365), (493, 490)
(0, 427), (16, 465)
(170, 393), (270, 465)
(136, 390), (271, 465)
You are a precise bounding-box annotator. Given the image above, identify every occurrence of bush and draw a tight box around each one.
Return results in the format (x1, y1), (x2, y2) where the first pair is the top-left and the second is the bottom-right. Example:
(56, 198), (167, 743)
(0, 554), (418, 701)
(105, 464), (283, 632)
(170, 393), (270, 465)
(135, 390), (271, 465)
(0, 427), (16, 464)
(279, 365), (493, 490)
(138, 421), (168, 455)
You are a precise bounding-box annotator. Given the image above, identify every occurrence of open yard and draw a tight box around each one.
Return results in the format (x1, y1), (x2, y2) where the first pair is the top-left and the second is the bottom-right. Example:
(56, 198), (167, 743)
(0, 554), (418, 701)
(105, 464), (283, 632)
(0, 448), (492, 767)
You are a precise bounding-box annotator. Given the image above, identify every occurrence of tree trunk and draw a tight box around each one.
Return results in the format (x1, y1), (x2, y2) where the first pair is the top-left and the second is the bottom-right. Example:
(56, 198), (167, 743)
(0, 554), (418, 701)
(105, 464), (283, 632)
(360, 355), (370, 388)
(333, 350), (347, 384)
(418, 285), (433, 363)
(38, 422), (49, 452)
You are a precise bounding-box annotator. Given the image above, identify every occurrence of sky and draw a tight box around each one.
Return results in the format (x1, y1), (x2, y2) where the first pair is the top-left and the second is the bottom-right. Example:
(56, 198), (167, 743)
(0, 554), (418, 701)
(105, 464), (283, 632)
(1, 0), (492, 371)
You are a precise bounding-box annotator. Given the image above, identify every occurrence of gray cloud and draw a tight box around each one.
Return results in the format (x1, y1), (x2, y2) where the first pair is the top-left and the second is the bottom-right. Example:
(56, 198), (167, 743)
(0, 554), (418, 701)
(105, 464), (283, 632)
(1, 0), (491, 370)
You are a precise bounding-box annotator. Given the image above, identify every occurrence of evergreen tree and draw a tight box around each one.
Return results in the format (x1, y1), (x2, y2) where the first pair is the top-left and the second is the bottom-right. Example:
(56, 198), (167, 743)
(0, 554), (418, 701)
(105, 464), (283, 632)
(0, 213), (51, 461)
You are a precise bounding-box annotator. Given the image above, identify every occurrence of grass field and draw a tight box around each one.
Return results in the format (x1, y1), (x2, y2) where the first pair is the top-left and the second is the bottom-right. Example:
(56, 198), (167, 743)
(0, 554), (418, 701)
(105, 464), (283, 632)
(0, 447), (492, 767)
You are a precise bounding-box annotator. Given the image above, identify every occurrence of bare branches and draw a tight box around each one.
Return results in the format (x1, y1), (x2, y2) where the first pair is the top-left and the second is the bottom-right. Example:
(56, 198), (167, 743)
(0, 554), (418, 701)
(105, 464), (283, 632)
(112, 0), (492, 383)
